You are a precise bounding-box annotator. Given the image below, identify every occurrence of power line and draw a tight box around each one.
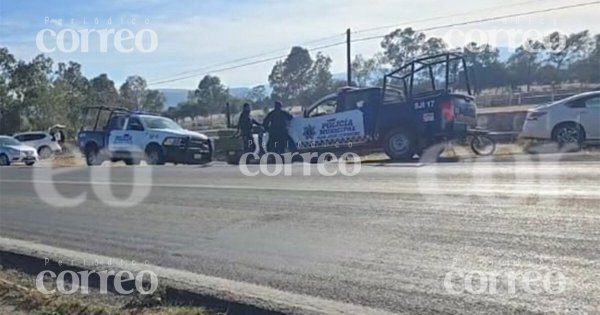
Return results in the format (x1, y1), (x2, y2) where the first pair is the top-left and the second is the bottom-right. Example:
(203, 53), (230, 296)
(150, 40), (347, 85)
(149, 0), (552, 84)
(147, 33), (345, 83)
(352, 0), (549, 35)
(352, 1), (600, 44)
(149, 0), (599, 86)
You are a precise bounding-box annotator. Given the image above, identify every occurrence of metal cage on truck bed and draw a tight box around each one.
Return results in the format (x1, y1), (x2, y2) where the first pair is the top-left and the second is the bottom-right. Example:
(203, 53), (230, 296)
(382, 52), (472, 103)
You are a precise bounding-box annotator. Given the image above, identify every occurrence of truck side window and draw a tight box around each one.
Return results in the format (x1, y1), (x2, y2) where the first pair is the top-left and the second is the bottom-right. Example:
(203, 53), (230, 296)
(107, 115), (127, 130)
(82, 108), (100, 131)
(308, 98), (337, 117)
(127, 117), (144, 131)
(338, 92), (368, 113)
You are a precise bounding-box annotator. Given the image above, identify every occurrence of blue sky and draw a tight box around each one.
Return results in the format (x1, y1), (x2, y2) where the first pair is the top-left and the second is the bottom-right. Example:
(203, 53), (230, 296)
(1, 0), (598, 89)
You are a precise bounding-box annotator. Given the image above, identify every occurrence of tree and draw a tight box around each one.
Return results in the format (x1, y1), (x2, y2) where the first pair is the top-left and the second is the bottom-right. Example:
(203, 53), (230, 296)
(0, 46), (171, 134)
(8, 54), (54, 131)
(305, 52), (333, 102)
(507, 41), (542, 91)
(119, 75), (147, 109)
(245, 85), (269, 110)
(268, 46), (314, 104)
(544, 31), (590, 71)
(142, 89), (166, 113)
(54, 61), (89, 131)
(352, 53), (389, 87)
(541, 31), (591, 86)
(268, 47), (334, 105)
(380, 28), (446, 68)
(88, 74), (119, 107)
(171, 75), (229, 121)
(194, 75), (229, 115)
(463, 43), (507, 94)
(0, 48), (17, 133)
(119, 75), (165, 112)
(569, 34), (600, 84)
(536, 64), (559, 85)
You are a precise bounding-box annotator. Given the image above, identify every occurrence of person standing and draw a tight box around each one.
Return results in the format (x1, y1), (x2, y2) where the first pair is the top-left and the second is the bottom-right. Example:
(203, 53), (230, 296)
(236, 103), (260, 153)
(263, 101), (292, 154)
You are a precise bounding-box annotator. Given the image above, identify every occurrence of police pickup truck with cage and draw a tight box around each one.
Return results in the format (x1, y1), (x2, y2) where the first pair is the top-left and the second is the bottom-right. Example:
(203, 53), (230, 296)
(285, 52), (481, 160)
(78, 106), (213, 166)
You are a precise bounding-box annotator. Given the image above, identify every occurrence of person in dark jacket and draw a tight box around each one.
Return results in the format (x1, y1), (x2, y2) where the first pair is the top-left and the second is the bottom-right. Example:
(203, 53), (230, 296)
(236, 103), (260, 153)
(263, 101), (293, 154)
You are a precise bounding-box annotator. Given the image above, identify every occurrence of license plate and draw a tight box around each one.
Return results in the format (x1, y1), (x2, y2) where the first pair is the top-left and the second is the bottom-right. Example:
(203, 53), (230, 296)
(194, 154), (203, 159)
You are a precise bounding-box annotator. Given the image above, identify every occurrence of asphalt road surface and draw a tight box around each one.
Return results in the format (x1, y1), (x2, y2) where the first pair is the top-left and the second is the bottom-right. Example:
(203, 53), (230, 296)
(1, 159), (599, 314)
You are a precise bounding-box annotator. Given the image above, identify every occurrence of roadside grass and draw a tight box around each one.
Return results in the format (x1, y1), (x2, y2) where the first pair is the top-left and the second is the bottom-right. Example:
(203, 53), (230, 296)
(0, 267), (212, 315)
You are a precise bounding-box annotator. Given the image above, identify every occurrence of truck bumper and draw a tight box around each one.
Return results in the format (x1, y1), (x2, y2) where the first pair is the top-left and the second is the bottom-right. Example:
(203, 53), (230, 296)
(164, 139), (213, 164)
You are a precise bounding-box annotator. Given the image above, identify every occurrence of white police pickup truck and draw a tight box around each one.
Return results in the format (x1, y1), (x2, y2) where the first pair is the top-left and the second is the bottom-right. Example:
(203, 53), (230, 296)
(78, 106), (212, 166)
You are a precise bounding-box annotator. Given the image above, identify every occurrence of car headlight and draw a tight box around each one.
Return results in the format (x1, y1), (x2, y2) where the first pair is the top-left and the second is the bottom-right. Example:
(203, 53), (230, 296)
(163, 137), (184, 146)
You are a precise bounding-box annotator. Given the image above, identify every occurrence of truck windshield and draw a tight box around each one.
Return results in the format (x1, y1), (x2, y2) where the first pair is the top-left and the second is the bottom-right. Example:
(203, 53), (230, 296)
(140, 116), (183, 130)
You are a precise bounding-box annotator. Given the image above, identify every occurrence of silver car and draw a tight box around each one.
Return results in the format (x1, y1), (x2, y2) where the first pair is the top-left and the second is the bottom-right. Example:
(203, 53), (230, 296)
(0, 136), (38, 166)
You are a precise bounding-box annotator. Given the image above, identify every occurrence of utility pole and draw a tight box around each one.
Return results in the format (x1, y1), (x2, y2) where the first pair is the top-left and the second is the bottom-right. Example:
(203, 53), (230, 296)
(346, 28), (352, 86)
(225, 102), (231, 128)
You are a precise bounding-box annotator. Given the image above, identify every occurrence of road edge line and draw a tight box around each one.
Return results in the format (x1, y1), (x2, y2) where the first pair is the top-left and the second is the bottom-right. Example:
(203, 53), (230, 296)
(0, 236), (397, 315)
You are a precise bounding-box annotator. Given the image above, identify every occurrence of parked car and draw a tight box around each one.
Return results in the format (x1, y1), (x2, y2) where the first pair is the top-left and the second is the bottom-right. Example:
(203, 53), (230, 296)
(13, 131), (62, 159)
(0, 136), (38, 166)
(520, 91), (600, 150)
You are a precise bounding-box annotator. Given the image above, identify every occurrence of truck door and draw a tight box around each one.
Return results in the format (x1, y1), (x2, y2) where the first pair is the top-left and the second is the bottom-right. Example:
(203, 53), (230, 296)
(108, 116), (145, 156)
(339, 89), (379, 139)
(288, 94), (367, 150)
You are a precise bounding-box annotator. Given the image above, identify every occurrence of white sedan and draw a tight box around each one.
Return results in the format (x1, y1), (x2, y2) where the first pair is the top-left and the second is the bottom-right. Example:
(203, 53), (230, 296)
(520, 91), (600, 150)
(0, 136), (38, 166)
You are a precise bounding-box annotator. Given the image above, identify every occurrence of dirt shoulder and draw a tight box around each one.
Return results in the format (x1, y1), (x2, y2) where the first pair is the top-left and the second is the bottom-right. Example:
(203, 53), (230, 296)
(0, 266), (213, 315)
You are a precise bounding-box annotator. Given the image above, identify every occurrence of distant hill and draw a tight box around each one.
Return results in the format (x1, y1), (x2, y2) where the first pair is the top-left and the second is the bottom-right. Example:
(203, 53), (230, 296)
(229, 87), (250, 98)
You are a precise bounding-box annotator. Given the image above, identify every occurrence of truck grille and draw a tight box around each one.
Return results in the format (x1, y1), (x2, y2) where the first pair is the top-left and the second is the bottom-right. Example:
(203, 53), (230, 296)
(188, 137), (210, 151)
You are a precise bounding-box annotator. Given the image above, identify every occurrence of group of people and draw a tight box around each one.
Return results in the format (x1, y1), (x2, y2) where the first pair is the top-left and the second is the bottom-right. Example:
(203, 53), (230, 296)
(236, 101), (293, 154)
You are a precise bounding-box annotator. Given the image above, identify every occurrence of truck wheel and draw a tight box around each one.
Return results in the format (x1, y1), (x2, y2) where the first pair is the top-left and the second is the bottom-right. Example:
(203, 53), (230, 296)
(384, 128), (416, 161)
(145, 145), (165, 165)
(85, 145), (102, 166)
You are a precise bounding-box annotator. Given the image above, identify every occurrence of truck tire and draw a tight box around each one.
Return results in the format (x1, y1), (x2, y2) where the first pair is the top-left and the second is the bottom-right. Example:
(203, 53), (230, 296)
(383, 128), (416, 161)
(84, 144), (102, 166)
(145, 145), (165, 165)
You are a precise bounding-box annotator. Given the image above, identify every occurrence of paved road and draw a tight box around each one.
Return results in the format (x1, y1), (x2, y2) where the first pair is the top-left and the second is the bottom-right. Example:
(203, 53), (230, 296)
(1, 160), (599, 314)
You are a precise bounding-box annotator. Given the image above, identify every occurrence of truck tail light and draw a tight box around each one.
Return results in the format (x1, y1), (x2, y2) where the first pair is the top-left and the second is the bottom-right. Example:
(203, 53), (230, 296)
(526, 111), (547, 121)
(441, 100), (454, 122)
